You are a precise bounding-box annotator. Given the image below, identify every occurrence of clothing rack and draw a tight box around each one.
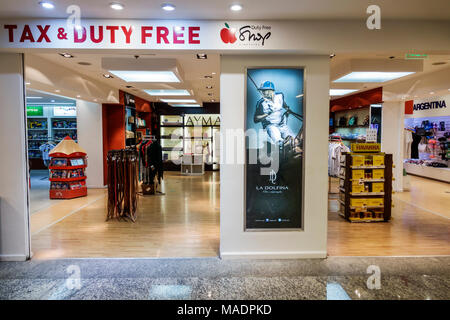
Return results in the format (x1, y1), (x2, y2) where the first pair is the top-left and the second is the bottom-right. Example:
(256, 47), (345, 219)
(137, 136), (163, 195)
(328, 135), (349, 194)
(106, 149), (138, 222)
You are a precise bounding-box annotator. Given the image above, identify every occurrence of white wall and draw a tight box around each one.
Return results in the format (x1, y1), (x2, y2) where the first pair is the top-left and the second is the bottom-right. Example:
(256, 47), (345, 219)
(381, 102), (405, 192)
(76, 100), (104, 188)
(220, 55), (330, 259)
(0, 53), (30, 261)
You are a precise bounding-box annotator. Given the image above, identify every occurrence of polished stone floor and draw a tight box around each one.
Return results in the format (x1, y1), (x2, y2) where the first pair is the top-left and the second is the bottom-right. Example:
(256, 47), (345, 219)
(0, 256), (449, 300)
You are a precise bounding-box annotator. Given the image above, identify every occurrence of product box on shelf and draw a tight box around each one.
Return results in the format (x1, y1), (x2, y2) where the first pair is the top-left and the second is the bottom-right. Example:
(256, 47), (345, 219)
(372, 182), (384, 193)
(351, 185), (365, 193)
(368, 198), (384, 207)
(352, 170), (365, 180)
(372, 169), (385, 179)
(350, 198), (368, 207)
(352, 155), (365, 167)
(373, 155), (385, 166)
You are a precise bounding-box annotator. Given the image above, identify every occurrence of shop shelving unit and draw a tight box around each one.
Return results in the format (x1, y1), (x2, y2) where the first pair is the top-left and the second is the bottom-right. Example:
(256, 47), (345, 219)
(159, 114), (221, 171)
(48, 137), (87, 199)
(338, 150), (393, 222)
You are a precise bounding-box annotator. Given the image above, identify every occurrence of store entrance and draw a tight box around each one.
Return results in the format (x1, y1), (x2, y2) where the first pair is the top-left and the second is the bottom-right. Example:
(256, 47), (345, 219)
(26, 52), (221, 259)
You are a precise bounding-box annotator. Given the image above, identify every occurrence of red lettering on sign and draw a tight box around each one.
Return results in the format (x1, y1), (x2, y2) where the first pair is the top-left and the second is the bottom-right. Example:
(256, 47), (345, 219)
(141, 26), (153, 44)
(188, 27), (200, 44)
(90, 26), (103, 43)
(121, 26), (132, 44)
(4, 25), (18, 42)
(36, 25), (51, 42)
(156, 26), (169, 44)
(173, 27), (184, 44)
(74, 26), (87, 43)
(20, 25), (35, 42)
(106, 26), (119, 43)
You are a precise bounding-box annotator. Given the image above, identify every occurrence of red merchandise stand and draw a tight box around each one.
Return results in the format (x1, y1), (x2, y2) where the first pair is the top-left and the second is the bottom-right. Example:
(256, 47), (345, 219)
(48, 137), (88, 199)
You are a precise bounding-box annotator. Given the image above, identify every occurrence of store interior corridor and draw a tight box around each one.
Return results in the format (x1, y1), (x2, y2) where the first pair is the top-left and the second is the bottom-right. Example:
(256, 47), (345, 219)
(30, 171), (220, 259)
(327, 175), (450, 256)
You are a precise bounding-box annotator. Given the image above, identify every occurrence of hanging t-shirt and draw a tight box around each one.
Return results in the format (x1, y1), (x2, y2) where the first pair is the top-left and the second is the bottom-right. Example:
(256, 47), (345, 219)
(39, 143), (56, 161)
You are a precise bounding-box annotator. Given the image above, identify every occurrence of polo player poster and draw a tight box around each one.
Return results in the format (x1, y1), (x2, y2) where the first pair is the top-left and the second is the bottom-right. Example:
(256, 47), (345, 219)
(245, 68), (304, 230)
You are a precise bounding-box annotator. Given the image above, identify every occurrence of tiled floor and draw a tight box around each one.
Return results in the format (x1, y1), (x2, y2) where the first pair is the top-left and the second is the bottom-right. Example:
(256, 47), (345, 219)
(0, 256), (448, 300)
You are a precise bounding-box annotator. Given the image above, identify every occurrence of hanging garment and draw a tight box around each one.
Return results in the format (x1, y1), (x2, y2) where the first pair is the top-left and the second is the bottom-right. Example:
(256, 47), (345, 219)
(410, 132), (422, 159)
(403, 130), (413, 159)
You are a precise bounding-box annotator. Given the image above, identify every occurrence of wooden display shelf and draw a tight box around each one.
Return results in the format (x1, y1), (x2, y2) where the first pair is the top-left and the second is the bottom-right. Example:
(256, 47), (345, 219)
(49, 176), (87, 182)
(338, 151), (392, 223)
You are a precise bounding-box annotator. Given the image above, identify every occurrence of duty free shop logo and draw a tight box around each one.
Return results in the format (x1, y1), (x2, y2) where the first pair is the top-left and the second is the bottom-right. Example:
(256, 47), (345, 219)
(220, 22), (271, 46)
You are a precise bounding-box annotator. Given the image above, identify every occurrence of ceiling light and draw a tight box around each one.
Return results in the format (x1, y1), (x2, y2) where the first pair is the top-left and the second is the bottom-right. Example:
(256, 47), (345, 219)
(230, 4), (243, 11)
(161, 3), (176, 11)
(51, 100), (55, 103)
(329, 89), (358, 96)
(212, 72), (216, 75)
(333, 72), (415, 83)
(59, 52), (74, 58)
(25, 82), (31, 85)
(208, 93), (213, 96)
(78, 62), (92, 66)
(206, 85), (213, 89)
(76, 95), (81, 98)
(110, 2), (124, 10)
(55, 89), (60, 92)
(197, 53), (208, 60)
(161, 99), (197, 103)
(27, 97), (43, 99)
(204, 75), (213, 79)
(330, 54), (336, 59)
(171, 104), (201, 107)
(430, 92), (434, 94)
(145, 89), (191, 96)
(108, 70), (181, 82)
(432, 62), (446, 66)
(103, 74), (114, 79)
(39, 1), (54, 9)
(211, 99), (215, 102)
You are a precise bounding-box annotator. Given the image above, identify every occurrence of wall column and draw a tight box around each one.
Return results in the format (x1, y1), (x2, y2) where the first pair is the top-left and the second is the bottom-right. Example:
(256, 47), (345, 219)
(381, 101), (404, 192)
(220, 55), (330, 259)
(0, 53), (30, 261)
(77, 100), (104, 188)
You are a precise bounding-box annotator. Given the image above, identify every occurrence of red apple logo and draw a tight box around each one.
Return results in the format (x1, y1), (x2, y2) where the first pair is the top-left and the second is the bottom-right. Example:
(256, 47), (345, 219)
(220, 23), (237, 44)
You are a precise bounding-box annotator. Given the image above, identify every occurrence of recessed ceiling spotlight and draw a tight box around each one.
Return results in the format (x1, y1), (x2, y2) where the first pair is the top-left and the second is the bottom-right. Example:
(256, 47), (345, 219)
(204, 75), (213, 79)
(212, 72), (216, 75)
(208, 93), (213, 96)
(211, 99), (215, 102)
(430, 92), (435, 94)
(330, 54), (336, 59)
(110, 2), (124, 10)
(94, 99), (98, 102)
(125, 85), (133, 88)
(432, 62), (447, 66)
(103, 74), (114, 79)
(206, 85), (213, 89)
(161, 3), (176, 11)
(59, 52), (74, 58)
(76, 95), (81, 98)
(78, 62), (92, 66)
(197, 53), (208, 60)
(25, 82), (31, 85)
(39, 1), (55, 9)
(55, 89), (60, 93)
(389, 56), (395, 59)
(51, 99), (55, 102)
(230, 4), (243, 11)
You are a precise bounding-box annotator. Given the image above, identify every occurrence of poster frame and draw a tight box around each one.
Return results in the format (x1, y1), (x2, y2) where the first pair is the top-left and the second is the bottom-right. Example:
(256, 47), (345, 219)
(243, 66), (306, 232)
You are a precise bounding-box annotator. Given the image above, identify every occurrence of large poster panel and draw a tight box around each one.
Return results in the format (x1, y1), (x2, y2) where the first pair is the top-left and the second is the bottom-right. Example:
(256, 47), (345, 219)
(245, 68), (304, 230)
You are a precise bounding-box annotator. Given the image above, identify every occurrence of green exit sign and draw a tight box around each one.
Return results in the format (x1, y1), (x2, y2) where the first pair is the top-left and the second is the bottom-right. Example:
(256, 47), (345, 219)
(405, 53), (428, 60)
(27, 105), (43, 116)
